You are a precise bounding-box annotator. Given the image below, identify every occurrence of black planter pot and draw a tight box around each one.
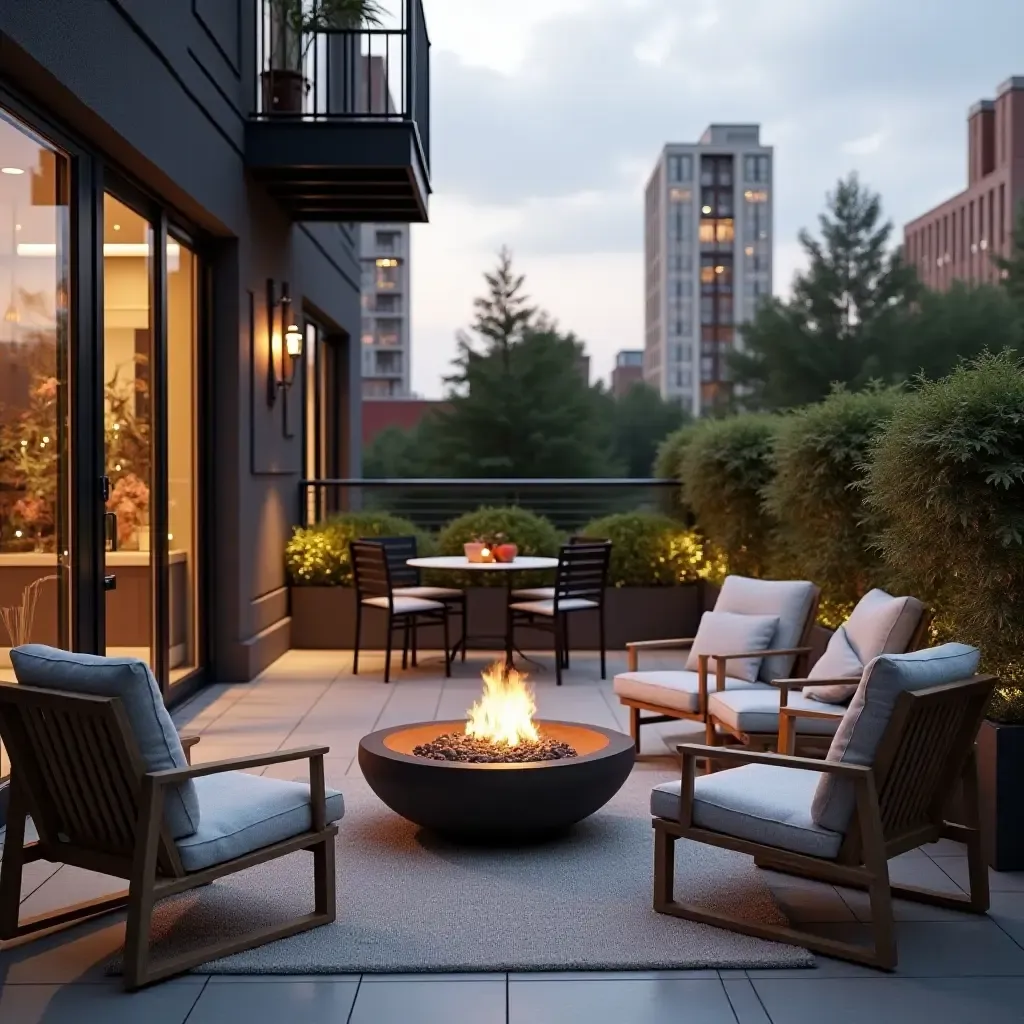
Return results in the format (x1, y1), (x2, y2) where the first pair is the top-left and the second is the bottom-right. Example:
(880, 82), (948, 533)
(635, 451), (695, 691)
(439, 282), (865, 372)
(977, 719), (1024, 871)
(260, 69), (308, 114)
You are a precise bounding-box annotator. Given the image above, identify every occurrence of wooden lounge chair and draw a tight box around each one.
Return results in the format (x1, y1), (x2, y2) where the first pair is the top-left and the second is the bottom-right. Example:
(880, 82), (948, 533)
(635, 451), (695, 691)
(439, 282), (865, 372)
(650, 644), (994, 969)
(0, 646), (344, 991)
(705, 591), (932, 759)
(614, 576), (820, 751)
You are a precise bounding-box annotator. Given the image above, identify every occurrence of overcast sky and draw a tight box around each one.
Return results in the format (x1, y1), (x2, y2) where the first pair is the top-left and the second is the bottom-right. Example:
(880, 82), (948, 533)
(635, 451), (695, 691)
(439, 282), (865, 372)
(407, 0), (1024, 398)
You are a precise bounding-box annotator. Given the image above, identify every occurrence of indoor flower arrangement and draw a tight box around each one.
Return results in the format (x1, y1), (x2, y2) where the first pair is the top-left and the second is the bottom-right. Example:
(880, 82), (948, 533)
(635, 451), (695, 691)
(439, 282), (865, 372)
(107, 473), (150, 549)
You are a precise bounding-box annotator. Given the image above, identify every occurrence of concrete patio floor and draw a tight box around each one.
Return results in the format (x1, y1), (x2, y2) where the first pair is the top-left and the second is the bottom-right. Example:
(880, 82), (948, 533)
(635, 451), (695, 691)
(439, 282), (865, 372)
(1, 648), (1024, 1023)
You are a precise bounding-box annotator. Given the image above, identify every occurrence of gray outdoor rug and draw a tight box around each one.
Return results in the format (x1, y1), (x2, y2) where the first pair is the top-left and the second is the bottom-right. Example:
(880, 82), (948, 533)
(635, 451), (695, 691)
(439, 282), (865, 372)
(111, 771), (813, 974)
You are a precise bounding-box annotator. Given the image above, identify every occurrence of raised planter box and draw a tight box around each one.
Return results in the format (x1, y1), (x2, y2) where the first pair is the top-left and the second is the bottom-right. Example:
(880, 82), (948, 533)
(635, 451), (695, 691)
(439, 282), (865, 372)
(289, 584), (704, 653)
(977, 719), (1024, 871)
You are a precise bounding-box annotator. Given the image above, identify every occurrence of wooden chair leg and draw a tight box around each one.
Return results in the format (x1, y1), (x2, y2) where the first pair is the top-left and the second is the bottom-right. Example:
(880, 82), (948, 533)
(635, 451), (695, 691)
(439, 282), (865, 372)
(383, 614), (394, 684)
(401, 619), (410, 670)
(0, 781), (27, 939)
(554, 616), (564, 686)
(703, 715), (721, 773)
(629, 706), (641, 753)
(123, 779), (164, 992)
(412, 621), (419, 668)
(459, 598), (467, 662)
(352, 603), (362, 675)
(653, 822), (676, 909)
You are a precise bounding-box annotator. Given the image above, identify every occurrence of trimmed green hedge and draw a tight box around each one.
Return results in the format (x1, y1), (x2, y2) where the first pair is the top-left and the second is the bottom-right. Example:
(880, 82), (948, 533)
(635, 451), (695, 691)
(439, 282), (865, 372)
(578, 512), (726, 587)
(652, 425), (696, 521)
(681, 413), (780, 577)
(765, 386), (900, 625)
(868, 353), (1024, 721)
(434, 506), (563, 588)
(285, 511), (431, 587)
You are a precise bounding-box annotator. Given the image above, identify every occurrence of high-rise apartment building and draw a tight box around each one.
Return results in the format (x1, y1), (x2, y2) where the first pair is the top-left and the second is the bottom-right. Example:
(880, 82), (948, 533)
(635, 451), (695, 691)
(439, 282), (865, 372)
(644, 124), (773, 415)
(904, 77), (1024, 291)
(360, 222), (411, 398)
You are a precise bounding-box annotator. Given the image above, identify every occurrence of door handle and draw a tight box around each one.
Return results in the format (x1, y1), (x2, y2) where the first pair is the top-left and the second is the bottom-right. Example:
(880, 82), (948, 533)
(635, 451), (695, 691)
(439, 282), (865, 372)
(104, 574), (117, 592)
(104, 511), (118, 552)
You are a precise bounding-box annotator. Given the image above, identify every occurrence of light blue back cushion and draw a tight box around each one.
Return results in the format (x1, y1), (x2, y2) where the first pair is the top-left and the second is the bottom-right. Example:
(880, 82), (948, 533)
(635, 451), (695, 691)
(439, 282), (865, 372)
(10, 645), (200, 839)
(810, 643), (981, 833)
(715, 576), (818, 682)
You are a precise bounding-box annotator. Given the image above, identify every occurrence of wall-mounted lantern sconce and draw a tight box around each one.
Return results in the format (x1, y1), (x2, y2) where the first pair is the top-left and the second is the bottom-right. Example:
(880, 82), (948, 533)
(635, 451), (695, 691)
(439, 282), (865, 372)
(267, 278), (304, 439)
(267, 278), (304, 408)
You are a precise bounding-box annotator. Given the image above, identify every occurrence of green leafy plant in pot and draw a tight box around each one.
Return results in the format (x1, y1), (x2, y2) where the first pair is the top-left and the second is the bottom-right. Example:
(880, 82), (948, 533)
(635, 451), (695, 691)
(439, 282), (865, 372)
(264, 0), (386, 114)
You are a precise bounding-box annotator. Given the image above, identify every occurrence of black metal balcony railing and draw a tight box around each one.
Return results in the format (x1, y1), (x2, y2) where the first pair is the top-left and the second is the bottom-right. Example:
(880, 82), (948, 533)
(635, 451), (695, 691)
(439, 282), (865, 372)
(300, 479), (682, 533)
(255, 0), (430, 170)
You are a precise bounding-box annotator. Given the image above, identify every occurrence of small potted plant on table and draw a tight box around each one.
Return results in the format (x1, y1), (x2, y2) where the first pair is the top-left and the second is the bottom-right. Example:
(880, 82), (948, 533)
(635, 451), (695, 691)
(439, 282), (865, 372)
(264, 0), (386, 114)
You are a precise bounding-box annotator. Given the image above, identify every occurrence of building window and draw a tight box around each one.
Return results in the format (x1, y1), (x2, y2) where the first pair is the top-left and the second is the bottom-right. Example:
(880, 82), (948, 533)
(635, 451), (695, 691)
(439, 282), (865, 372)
(375, 230), (401, 253)
(375, 261), (400, 290)
(668, 154), (692, 182)
(744, 189), (769, 203)
(744, 155), (770, 183)
(716, 219), (734, 243)
(669, 187), (691, 202)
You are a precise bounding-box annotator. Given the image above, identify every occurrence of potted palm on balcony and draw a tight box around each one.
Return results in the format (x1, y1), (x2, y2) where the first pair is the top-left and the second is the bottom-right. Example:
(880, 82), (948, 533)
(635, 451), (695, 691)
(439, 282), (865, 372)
(264, 0), (385, 114)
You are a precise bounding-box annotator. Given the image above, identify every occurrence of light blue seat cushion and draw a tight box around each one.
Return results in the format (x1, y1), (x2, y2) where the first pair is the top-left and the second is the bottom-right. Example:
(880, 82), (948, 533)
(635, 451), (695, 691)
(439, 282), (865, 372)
(651, 763), (843, 859)
(176, 771), (345, 872)
(10, 644), (200, 840)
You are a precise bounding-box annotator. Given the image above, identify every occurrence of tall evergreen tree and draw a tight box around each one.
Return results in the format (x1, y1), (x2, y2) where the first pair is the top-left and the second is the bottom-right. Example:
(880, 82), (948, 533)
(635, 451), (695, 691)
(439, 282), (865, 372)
(432, 250), (612, 477)
(730, 173), (919, 409)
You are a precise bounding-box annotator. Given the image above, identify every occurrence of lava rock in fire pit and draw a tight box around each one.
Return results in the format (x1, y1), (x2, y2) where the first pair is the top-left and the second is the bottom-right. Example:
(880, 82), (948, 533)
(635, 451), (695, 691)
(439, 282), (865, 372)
(413, 732), (578, 763)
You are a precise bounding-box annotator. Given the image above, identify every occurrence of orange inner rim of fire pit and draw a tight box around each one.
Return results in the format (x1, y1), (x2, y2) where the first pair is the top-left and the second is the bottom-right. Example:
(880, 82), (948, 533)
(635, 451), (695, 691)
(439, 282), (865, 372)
(383, 721), (611, 758)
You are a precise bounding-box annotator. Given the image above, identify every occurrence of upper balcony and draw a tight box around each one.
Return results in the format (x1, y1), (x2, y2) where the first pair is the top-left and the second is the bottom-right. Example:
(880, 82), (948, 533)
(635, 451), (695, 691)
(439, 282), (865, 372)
(246, 0), (431, 223)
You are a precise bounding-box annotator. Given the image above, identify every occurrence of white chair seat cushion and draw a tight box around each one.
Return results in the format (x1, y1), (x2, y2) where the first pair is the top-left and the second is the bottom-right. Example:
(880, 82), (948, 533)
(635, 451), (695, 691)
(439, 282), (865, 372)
(684, 611), (780, 682)
(812, 643), (981, 833)
(651, 764), (842, 859)
(714, 576), (818, 682)
(708, 688), (844, 737)
(511, 586), (555, 601)
(176, 771), (344, 872)
(10, 645), (200, 840)
(393, 586), (463, 601)
(510, 598), (597, 615)
(614, 670), (767, 714)
(806, 590), (925, 704)
(362, 595), (444, 613)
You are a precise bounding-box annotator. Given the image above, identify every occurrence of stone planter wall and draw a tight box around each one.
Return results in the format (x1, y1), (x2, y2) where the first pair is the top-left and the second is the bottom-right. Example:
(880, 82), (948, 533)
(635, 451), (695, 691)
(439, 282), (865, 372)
(977, 719), (1024, 872)
(289, 583), (705, 652)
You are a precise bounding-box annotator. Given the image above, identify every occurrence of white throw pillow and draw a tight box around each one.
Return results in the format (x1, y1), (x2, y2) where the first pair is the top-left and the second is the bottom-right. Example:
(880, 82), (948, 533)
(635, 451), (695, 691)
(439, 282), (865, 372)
(714, 576), (818, 682)
(806, 590), (926, 705)
(810, 643), (980, 833)
(685, 611), (780, 683)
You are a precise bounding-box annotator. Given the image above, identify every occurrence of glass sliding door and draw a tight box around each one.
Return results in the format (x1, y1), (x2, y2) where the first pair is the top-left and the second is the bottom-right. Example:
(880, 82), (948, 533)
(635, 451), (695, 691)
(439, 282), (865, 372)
(166, 237), (199, 683)
(0, 109), (71, 776)
(102, 193), (154, 668)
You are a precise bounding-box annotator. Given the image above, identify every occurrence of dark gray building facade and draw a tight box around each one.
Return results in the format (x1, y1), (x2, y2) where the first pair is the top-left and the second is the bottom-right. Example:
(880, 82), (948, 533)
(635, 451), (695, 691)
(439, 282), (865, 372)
(0, 0), (430, 745)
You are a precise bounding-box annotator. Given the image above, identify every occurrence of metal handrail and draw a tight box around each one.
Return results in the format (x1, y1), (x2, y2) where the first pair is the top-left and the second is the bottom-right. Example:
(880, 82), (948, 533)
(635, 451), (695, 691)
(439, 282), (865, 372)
(302, 478), (676, 488)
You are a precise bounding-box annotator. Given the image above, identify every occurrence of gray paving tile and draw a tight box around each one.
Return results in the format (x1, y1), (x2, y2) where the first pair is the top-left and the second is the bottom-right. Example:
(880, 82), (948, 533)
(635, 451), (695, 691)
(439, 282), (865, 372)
(722, 978), (771, 1024)
(17, 866), (125, 920)
(362, 972), (505, 982)
(0, 979), (206, 1023)
(751, 977), (1024, 1024)
(768, 884), (858, 924)
(185, 978), (359, 1023)
(509, 977), (738, 1023)
(932, 855), (1024, 893)
(989, 892), (1024, 947)
(748, 919), (1024, 977)
(837, 886), (977, 923)
(348, 978), (506, 1024)
(0, 918), (127, 984)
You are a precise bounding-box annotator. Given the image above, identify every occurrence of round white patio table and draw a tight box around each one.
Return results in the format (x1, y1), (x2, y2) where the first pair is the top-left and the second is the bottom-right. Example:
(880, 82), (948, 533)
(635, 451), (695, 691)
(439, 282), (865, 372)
(406, 555), (558, 668)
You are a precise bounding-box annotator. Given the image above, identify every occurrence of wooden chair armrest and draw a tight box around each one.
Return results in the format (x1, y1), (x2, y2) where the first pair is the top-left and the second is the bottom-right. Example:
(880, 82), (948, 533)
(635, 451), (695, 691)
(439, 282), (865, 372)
(770, 676), (859, 689)
(710, 646), (811, 666)
(626, 637), (695, 671)
(148, 745), (330, 784)
(676, 741), (869, 777)
(780, 706), (845, 722)
(178, 733), (200, 764)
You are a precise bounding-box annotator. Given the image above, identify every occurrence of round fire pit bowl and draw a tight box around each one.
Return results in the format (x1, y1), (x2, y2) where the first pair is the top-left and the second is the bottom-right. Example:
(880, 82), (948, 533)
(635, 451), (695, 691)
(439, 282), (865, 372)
(358, 720), (636, 842)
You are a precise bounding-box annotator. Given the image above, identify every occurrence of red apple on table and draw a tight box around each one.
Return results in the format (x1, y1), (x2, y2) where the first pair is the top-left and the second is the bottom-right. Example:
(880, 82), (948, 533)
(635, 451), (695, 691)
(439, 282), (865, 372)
(494, 543), (518, 563)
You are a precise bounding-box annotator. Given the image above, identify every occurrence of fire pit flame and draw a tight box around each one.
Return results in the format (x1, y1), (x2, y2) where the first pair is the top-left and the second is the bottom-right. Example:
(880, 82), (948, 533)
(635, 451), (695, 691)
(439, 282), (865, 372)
(465, 662), (539, 747)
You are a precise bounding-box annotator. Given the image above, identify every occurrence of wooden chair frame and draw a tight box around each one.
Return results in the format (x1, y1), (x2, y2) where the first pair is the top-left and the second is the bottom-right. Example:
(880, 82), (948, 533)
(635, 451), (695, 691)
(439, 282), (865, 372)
(619, 588), (821, 752)
(653, 674), (996, 970)
(705, 608), (934, 758)
(0, 683), (338, 991)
